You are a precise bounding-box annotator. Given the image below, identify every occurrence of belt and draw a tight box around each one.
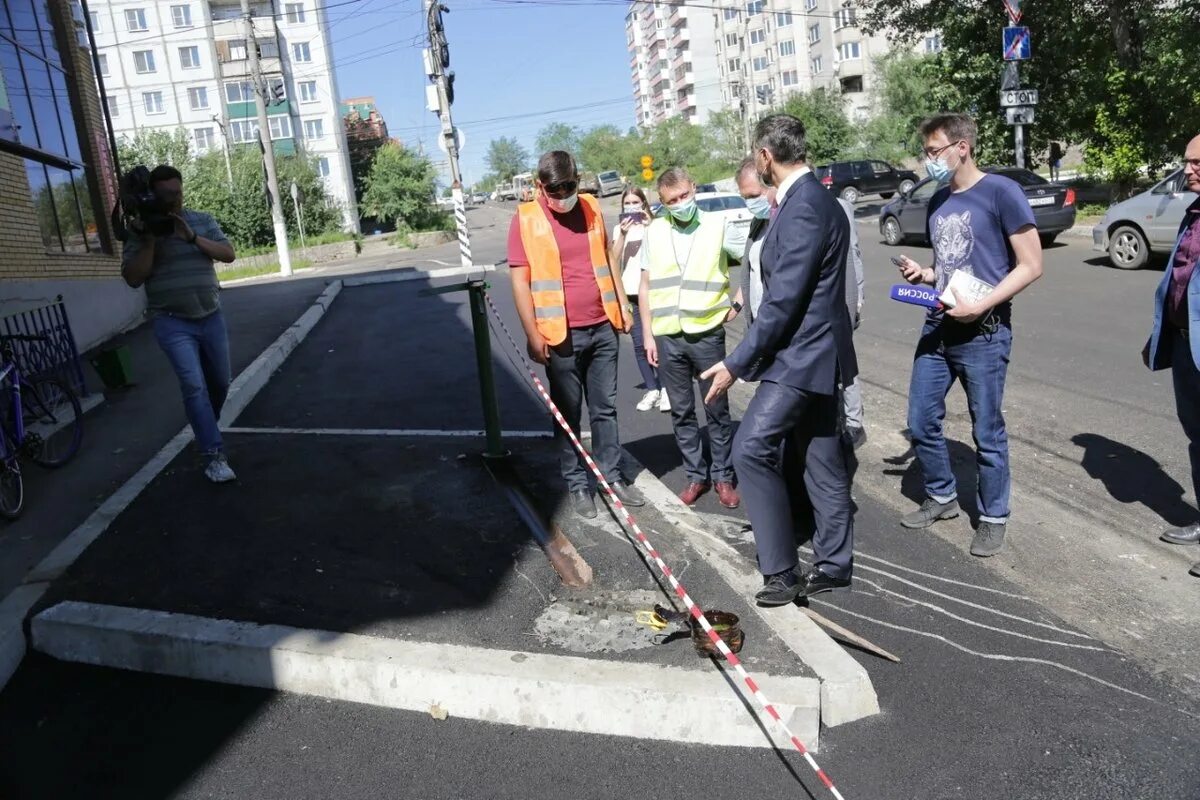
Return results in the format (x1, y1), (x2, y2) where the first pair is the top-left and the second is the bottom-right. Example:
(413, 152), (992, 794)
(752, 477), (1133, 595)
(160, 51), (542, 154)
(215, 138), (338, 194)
(1178, 326), (1190, 341)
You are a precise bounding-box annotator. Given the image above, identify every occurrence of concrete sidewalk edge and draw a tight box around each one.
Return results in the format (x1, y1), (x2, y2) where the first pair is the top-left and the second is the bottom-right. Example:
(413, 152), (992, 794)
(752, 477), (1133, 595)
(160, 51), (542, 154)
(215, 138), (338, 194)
(31, 600), (821, 752)
(0, 280), (345, 693)
(622, 452), (881, 728)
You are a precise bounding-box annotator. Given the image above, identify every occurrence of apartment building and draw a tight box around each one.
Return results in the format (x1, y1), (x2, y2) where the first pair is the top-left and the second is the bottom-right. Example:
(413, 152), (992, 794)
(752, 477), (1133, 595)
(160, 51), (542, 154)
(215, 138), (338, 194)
(628, 1), (939, 128)
(625, 1), (723, 127)
(88, 0), (358, 228)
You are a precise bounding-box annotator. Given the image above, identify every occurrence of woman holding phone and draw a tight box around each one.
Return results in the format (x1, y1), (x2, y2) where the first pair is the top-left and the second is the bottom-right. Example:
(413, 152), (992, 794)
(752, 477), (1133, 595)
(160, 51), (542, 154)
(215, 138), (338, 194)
(610, 185), (669, 412)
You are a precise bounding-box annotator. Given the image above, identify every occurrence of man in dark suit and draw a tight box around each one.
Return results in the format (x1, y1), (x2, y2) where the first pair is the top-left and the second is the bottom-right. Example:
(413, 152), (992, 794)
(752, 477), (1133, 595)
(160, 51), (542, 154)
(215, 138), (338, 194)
(703, 114), (858, 605)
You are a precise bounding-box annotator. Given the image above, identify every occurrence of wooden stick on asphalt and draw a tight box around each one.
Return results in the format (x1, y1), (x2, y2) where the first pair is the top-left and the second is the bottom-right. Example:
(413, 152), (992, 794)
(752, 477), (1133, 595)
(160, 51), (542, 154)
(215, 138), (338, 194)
(801, 607), (902, 663)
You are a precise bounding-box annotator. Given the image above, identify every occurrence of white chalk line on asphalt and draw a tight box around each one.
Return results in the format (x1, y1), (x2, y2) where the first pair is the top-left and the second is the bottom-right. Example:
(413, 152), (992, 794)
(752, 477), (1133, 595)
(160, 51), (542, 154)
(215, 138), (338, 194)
(222, 426), (554, 438)
(816, 600), (1199, 718)
(850, 551), (1035, 601)
(799, 545), (1095, 641)
(849, 575), (1110, 652)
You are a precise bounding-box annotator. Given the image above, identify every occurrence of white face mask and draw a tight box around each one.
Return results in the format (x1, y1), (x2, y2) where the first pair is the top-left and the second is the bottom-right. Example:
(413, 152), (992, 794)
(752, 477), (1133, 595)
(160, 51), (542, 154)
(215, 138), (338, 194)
(547, 193), (579, 214)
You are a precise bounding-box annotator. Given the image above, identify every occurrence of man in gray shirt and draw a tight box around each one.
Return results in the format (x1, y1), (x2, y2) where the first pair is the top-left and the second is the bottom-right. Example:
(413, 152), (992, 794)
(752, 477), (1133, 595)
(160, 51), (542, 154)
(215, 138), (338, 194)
(121, 165), (238, 482)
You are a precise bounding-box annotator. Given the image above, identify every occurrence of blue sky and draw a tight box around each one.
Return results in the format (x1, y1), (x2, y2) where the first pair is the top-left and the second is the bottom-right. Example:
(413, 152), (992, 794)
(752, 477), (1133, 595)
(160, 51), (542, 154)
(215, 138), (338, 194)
(326, 0), (637, 184)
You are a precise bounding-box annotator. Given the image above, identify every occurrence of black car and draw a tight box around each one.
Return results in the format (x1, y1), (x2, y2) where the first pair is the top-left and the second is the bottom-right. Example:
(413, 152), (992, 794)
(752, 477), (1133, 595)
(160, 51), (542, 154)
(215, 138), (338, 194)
(815, 159), (920, 204)
(878, 167), (1078, 247)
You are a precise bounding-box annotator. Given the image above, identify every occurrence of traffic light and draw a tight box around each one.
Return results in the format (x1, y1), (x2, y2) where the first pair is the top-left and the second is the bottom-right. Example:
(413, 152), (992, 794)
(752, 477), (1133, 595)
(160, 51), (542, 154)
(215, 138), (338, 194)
(755, 85), (773, 106)
(270, 79), (286, 104)
(444, 71), (455, 106)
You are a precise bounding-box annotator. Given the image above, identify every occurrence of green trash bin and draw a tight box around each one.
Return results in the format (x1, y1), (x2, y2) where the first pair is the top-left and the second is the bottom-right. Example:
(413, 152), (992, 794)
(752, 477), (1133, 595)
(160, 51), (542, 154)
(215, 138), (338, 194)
(90, 345), (134, 389)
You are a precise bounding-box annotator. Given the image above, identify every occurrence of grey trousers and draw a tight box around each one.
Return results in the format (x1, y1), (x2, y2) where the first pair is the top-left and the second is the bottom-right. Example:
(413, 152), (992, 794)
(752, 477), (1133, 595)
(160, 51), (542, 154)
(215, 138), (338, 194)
(657, 326), (736, 484)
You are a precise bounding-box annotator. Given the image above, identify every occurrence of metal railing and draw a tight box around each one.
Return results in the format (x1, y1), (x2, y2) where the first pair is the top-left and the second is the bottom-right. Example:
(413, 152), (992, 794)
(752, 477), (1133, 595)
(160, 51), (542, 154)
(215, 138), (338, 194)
(0, 296), (86, 397)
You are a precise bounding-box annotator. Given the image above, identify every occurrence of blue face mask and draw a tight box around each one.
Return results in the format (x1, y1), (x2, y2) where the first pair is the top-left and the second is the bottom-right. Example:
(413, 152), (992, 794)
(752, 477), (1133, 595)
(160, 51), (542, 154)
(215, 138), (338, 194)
(925, 156), (956, 184)
(667, 198), (697, 222)
(744, 195), (771, 219)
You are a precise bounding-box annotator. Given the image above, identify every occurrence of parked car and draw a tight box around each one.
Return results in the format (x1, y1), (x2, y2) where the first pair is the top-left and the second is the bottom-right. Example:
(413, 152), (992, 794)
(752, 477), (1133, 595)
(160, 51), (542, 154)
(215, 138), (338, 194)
(578, 172), (600, 195)
(1092, 168), (1196, 270)
(816, 159), (920, 204)
(696, 191), (752, 261)
(470, 192), (487, 204)
(596, 170), (624, 197)
(695, 183), (718, 194)
(878, 167), (1077, 247)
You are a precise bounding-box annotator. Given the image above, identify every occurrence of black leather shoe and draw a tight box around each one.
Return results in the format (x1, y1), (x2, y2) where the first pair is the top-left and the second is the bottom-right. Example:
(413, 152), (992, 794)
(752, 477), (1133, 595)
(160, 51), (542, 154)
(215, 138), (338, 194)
(609, 480), (646, 507)
(571, 489), (597, 519)
(798, 567), (852, 598)
(755, 569), (803, 607)
(1160, 523), (1200, 545)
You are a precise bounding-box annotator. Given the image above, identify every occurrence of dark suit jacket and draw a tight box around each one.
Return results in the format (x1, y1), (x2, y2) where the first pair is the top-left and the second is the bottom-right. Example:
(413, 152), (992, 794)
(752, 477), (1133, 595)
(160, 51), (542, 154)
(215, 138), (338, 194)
(725, 171), (858, 394)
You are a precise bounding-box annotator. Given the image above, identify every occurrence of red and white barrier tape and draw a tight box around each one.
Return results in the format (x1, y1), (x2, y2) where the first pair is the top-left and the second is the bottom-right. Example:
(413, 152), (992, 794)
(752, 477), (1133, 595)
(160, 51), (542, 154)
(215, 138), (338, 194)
(481, 291), (846, 800)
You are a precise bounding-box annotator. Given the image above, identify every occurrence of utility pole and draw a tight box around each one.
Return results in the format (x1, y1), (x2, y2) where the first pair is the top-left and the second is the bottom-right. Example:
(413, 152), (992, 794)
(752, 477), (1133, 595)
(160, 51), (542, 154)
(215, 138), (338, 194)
(212, 114), (234, 190)
(242, 0), (291, 276)
(424, 0), (470, 270)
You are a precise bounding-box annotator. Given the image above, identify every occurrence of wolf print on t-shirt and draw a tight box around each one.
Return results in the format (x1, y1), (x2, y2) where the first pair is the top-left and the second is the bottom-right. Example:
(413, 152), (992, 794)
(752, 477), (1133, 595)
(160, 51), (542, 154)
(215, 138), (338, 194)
(931, 210), (976, 293)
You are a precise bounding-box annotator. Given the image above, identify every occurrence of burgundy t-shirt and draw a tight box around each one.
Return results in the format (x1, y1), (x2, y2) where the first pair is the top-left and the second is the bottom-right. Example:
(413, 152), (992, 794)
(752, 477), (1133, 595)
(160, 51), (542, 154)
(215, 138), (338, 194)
(1167, 200), (1200, 331)
(507, 196), (609, 329)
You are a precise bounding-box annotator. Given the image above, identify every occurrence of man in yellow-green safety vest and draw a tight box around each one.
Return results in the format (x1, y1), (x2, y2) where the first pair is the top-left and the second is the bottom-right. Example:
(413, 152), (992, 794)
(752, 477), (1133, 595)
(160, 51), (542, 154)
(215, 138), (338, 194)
(638, 167), (746, 510)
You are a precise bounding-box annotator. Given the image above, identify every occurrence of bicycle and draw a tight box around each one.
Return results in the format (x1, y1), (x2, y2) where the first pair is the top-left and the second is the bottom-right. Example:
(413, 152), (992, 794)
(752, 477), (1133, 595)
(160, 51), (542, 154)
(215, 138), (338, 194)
(0, 334), (84, 518)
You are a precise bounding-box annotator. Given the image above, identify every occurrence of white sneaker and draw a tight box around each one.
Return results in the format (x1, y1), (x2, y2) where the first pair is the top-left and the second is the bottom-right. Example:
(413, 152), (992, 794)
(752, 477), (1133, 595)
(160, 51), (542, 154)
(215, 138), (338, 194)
(658, 391), (671, 412)
(636, 389), (660, 412)
(204, 452), (237, 483)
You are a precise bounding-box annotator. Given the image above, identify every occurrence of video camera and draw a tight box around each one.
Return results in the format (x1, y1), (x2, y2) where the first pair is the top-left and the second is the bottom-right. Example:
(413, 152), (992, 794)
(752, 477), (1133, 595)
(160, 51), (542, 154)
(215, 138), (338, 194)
(111, 165), (174, 242)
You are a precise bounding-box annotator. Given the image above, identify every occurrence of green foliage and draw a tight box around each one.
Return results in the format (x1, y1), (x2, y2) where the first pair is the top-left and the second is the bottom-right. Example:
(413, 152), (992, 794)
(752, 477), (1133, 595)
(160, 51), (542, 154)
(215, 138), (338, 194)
(534, 123), (581, 159)
(855, 49), (949, 164)
(116, 128), (193, 175)
(360, 141), (443, 230)
(578, 124), (638, 175)
(777, 88), (854, 164)
(485, 136), (530, 181)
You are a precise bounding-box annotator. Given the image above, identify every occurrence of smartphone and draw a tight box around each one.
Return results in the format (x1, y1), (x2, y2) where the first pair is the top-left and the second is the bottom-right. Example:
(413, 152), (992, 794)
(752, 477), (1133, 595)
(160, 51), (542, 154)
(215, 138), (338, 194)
(890, 256), (907, 268)
(620, 212), (645, 224)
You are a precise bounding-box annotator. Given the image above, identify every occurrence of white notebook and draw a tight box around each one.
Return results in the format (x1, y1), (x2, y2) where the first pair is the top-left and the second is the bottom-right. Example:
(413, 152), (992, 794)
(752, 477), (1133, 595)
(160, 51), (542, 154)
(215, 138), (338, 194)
(938, 270), (995, 308)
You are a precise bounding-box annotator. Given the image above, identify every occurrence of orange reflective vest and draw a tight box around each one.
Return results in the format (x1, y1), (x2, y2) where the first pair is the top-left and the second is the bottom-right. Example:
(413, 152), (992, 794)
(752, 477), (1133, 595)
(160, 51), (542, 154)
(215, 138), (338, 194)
(517, 193), (624, 346)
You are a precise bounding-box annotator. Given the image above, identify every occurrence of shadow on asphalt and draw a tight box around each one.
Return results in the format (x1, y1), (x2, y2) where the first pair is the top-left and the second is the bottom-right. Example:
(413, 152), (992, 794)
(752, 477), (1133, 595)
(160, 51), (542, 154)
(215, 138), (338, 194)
(1071, 432), (1197, 527)
(881, 431), (981, 523)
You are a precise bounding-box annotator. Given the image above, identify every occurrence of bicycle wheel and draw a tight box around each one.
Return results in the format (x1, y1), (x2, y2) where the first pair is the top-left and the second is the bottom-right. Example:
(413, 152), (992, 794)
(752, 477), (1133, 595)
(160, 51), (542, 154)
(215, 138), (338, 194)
(22, 377), (83, 468)
(0, 444), (22, 519)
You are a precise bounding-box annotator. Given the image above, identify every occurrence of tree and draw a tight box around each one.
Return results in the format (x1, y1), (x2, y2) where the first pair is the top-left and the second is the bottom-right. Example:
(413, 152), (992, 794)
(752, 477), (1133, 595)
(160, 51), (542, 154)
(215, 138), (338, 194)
(485, 137), (530, 182)
(360, 142), (442, 230)
(855, 49), (948, 164)
(534, 123), (581, 159)
(578, 124), (636, 174)
(704, 109), (747, 169)
(116, 128), (193, 175)
(344, 117), (390, 204)
(778, 89), (855, 164)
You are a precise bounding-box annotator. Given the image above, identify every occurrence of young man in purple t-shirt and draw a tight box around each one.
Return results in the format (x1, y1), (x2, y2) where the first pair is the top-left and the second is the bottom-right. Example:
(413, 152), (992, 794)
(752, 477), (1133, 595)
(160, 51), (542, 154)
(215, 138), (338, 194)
(895, 113), (1044, 557)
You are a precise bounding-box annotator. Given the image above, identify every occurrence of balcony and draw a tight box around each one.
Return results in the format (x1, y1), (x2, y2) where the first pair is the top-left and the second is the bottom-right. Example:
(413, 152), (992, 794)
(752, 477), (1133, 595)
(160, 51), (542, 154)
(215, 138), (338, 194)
(835, 55), (865, 79)
(667, 1), (684, 25)
(671, 22), (689, 48)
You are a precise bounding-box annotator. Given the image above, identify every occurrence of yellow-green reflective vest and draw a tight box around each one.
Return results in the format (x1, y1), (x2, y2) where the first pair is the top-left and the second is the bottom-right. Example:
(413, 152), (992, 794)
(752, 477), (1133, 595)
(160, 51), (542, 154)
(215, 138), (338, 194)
(644, 211), (730, 336)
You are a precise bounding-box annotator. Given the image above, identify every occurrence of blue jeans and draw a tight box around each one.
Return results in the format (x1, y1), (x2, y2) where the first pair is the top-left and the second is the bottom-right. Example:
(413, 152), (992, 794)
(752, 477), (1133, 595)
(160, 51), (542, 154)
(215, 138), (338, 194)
(907, 321), (1012, 523)
(546, 322), (622, 492)
(628, 298), (659, 391)
(153, 310), (231, 454)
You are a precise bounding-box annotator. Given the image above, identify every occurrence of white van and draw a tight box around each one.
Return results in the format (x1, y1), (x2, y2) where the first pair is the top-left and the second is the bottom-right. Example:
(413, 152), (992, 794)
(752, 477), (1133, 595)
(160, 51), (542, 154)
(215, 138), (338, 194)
(596, 170), (624, 197)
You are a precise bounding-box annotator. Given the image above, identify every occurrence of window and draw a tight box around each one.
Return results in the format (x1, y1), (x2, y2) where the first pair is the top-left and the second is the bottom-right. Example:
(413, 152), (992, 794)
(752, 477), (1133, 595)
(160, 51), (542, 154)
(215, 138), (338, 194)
(124, 8), (147, 31)
(187, 86), (208, 110)
(317, 157), (330, 177)
(304, 118), (325, 139)
(97, 53), (109, 75)
(225, 81), (253, 102)
(268, 116), (291, 139)
(808, 23), (820, 43)
(142, 91), (163, 114)
(925, 33), (943, 54)
(775, 11), (792, 26)
(257, 38), (278, 59)
(88, 11), (101, 31)
(746, 0), (763, 15)
(782, 69), (798, 86)
(106, 95), (119, 116)
(284, 2), (305, 22)
(194, 127), (215, 152)
(727, 57), (740, 72)
(834, 8), (856, 29)
(229, 39), (248, 60)
(658, 58), (668, 71)
(779, 40), (795, 57)
(171, 4), (192, 27)
(133, 50), (155, 73)
(749, 28), (765, 44)
(725, 32), (738, 46)
(179, 45), (200, 69)
(752, 55), (768, 71)
(841, 75), (863, 93)
(723, 8), (738, 20)
(292, 42), (311, 62)
(811, 56), (823, 74)
(837, 41), (861, 60)
(230, 118), (290, 143)
(805, 0), (817, 9)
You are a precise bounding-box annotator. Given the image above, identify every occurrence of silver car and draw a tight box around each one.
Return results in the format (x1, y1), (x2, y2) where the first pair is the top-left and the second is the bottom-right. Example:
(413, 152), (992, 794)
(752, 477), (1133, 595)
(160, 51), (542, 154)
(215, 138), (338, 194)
(1092, 169), (1197, 269)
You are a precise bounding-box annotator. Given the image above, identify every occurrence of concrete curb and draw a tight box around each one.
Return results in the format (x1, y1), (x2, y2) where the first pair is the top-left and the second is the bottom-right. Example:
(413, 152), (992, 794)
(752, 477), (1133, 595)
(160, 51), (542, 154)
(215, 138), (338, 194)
(1061, 224), (1095, 239)
(0, 281), (346, 692)
(0, 584), (47, 689)
(624, 452), (881, 728)
(341, 263), (495, 287)
(32, 601), (821, 751)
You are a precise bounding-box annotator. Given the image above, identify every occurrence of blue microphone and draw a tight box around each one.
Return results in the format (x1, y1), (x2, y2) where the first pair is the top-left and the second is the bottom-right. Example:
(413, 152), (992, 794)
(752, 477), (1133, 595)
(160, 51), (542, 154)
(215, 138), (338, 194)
(889, 284), (941, 309)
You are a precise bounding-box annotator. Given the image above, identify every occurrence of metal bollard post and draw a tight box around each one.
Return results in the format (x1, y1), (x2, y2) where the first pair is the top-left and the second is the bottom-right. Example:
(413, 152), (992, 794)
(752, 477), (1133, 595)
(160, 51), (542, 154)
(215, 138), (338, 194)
(466, 280), (505, 459)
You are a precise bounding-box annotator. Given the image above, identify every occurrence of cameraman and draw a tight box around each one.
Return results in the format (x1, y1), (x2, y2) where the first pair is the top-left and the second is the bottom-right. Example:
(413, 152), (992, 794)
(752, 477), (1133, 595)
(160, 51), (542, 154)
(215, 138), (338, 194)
(121, 165), (238, 483)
